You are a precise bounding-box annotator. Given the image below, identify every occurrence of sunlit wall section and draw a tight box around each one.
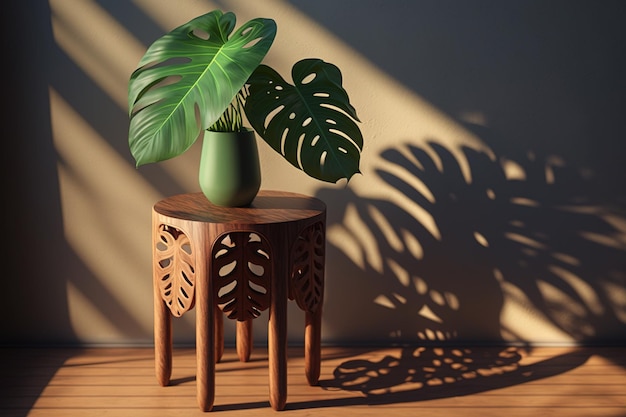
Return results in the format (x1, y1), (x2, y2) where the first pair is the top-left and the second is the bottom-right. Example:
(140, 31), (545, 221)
(43, 0), (626, 345)
(49, 0), (160, 344)
(50, 87), (158, 343)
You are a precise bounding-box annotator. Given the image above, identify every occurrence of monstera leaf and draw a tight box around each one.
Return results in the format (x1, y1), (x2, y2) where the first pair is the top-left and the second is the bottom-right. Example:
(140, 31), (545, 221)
(245, 59), (363, 183)
(128, 10), (276, 166)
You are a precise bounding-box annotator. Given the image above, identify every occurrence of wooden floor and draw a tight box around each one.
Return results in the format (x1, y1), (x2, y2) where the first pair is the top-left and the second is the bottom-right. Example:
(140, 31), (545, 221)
(1, 345), (624, 417)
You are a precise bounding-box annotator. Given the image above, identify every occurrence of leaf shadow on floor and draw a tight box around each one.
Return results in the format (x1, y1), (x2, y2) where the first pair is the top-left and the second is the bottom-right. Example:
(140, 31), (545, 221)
(285, 346), (590, 409)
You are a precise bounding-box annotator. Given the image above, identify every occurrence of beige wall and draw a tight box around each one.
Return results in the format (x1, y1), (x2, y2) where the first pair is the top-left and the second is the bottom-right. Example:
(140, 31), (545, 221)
(2, 0), (625, 346)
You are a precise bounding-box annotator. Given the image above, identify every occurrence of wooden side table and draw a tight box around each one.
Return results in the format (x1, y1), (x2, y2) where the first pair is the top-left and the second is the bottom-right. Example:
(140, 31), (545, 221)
(151, 191), (326, 411)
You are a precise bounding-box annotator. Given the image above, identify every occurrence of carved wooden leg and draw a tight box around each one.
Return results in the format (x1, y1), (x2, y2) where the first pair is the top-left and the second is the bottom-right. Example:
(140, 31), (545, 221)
(153, 222), (197, 388)
(215, 305), (224, 363)
(196, 263), (215, 412)
(304, 308), (322, 385)
(290, 221), (325, 387)
(269, 260), (288, 411)
(154, 296), (172, 387)
(237, 320), (253, 362)
(153, 223), (172, 387)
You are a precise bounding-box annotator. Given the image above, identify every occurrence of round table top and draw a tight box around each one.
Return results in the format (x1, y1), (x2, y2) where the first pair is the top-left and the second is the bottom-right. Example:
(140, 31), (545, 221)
(153, 190), (326, 224)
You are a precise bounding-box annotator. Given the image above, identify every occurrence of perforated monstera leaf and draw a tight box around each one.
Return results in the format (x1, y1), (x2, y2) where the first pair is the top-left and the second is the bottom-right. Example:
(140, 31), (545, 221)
(244, 59), (363, 183)
(128, 10), (276, 166)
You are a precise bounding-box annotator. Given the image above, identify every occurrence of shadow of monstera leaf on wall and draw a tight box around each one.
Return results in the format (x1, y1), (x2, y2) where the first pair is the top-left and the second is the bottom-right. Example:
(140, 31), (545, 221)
(314, 136), (624, 404)
(319, 143), (507, 344)
(317, 139), (626, 345)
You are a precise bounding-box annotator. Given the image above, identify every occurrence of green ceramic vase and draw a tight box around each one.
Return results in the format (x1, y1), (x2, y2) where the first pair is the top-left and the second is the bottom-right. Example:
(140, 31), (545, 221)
(198, 129), (261, 207)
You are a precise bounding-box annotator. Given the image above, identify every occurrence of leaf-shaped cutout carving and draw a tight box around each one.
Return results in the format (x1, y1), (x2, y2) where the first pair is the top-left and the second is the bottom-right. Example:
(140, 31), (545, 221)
(213, 232), (271, 321)
(290, 222), (325, 313)
(155, 225), (195, 317)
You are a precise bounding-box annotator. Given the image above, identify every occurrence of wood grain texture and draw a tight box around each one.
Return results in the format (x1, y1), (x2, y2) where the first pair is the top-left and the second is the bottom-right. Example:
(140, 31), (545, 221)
(215, 306), (224, 363)
(305, 309), (322, 385)
(153, 191), (326, 224)
(1, 346), (624, 417)
(152, 223), (172, 387)
(269, 233), (289, 411)
(190, 220), (215, 412)
(151, 191), (327, 412)
(236, 320), (252, 363)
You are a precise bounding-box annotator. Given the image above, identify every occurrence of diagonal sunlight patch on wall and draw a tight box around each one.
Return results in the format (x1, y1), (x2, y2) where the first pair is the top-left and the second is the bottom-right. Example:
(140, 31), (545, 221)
(223, 0), (493, 195)
(50, 0), (145, 109)
(133, 0), (220, 29)
(498, 276), (575, 343)
(51, 0), (209, 192)
(66, 281), (126, 343)
(50, 88), (160, 342)
(604, 278), (626, 323)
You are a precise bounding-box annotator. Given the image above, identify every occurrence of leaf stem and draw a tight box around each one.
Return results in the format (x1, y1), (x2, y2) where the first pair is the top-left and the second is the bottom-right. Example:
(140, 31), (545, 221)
(208, 87), (249, 132)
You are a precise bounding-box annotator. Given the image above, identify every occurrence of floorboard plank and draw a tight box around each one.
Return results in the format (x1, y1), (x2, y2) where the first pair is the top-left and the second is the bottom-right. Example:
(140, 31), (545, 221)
(1, 346), (624, 417)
